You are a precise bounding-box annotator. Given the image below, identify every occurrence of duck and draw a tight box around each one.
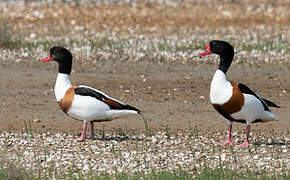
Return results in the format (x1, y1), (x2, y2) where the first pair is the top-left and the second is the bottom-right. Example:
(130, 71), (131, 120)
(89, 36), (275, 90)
(198, 40), (279, 147)
(41, 46), (141, 141)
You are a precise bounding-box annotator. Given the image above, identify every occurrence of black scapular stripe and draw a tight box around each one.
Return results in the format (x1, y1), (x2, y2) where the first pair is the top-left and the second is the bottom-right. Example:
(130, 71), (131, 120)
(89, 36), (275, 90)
(75, 87), (106, 101)
(74, 87), (141, 113)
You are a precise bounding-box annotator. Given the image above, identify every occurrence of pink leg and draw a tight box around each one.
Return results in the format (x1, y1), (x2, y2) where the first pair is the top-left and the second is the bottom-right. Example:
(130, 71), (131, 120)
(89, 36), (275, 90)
(89, 121), (95, 139)
(238, 125), (250, 147)
(218, 122), (233, 146)
(75, 122), (87, 141)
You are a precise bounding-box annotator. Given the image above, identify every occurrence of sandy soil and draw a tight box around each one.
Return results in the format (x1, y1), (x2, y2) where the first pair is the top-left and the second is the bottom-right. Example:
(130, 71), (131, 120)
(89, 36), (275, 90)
(0, 58), (289, 136)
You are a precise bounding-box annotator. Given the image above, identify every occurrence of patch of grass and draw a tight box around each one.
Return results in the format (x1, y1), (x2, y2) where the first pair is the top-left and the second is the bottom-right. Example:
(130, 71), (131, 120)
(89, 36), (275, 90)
(158, 41), (204, 52)
(0, 155), (289, 180)
(67, 168), (290, 180)
(188, 122), (199, 139)
(238, 39), (288, 53)
(198, 165), (290, 180)
(164, 124), (171, 140)
(0, 20), (22, 49)
(158, 42), (173, 52)
(23, 120), (35, 138)
(175, 44), (195, 52)
(115, 127), (127, 137)
(0, 159), (32, 180)
(142, 116), (153, 137)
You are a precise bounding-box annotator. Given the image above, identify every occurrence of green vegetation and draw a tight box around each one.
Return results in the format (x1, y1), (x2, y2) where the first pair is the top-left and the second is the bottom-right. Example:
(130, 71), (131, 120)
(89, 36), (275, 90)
(0, 160), (289, 180)
(0, 20), (22, 50)
(188, 122), (199, 139)
(0, 160), (31, 180)
(142, 115), (153, 137)
(1, 121), (288, 180)
(1, 25), (288, 55)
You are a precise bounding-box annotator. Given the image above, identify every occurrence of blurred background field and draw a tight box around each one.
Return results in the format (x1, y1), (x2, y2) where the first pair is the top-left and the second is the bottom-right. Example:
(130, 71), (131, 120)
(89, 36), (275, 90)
(0, 0), (289, 63)
(0, 0), (289, 179)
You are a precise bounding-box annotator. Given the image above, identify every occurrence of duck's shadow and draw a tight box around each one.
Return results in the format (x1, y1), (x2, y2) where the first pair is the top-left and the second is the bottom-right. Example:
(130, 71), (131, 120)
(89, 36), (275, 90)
(252, 141), (290, 146)
(92, 136), (143, 142)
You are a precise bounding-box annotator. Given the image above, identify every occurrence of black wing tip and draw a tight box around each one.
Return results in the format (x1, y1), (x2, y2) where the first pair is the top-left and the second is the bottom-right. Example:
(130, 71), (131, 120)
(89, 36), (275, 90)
(271, 104), (280, 108)
(125, 104), (142, 114)
(262, 98), (280, 108)
(272, 105), (280, 108)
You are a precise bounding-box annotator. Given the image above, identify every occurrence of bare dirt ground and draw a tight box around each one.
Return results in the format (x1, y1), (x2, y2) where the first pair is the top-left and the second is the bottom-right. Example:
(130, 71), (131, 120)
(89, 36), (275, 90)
(0, 58), (289, 135)
(0, 0), (289, 136)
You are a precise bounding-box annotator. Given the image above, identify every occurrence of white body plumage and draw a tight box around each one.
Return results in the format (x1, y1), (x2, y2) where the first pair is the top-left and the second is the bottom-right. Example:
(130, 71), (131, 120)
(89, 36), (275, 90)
(55, 73), (139, 123)
(210, 70), (277, 124)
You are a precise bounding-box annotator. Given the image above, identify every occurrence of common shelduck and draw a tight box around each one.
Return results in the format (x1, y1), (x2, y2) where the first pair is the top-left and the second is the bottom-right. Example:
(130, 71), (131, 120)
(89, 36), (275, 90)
(198, 40), (279, 147)
(41, 47), (141, 141)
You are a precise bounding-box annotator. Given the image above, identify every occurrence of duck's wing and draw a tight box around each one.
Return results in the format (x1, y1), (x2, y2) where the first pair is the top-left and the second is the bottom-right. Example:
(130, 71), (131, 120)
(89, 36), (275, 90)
(238, 83), (279, 111)
(74, 85), (141, 113)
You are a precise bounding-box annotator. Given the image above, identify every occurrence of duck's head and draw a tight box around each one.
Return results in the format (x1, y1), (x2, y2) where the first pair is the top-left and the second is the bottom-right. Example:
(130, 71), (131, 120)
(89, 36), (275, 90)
(199, 40), (234, 57)
(41, 47), (72, 74)
(198, 40), (235, 74)
(41, 46), (72, 63)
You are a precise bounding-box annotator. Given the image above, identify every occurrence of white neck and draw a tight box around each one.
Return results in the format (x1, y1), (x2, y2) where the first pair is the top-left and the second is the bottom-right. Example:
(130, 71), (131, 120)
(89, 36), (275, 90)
(55, 73), (72, 101)
(210, 69), (233, 104)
